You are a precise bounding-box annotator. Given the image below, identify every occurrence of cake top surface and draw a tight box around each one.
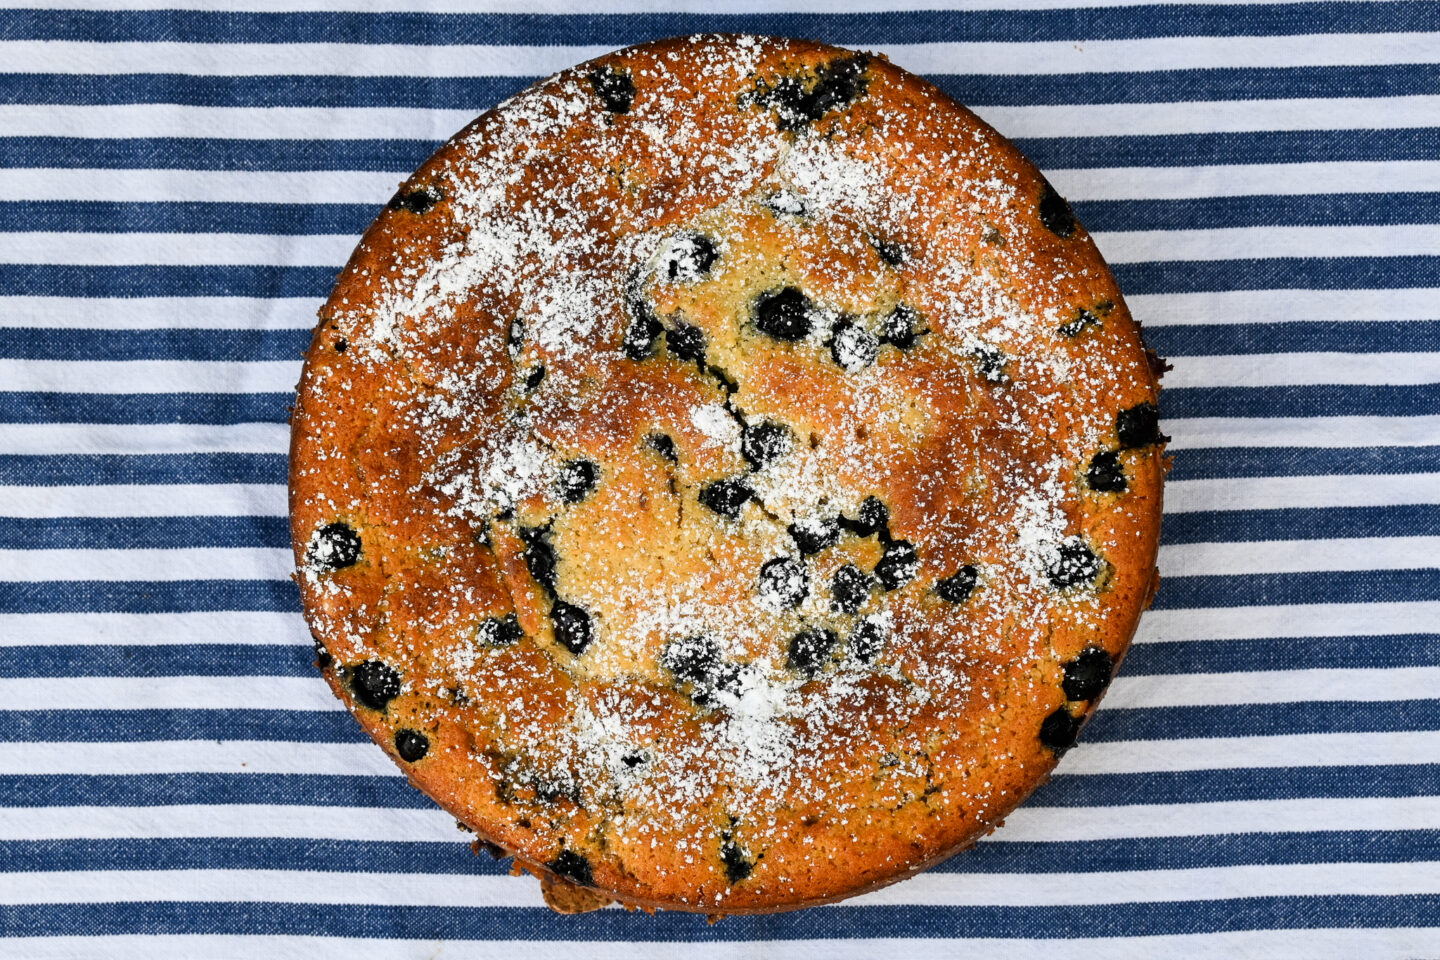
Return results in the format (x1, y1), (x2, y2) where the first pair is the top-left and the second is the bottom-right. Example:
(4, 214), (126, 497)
(290, 33), (1165, 913)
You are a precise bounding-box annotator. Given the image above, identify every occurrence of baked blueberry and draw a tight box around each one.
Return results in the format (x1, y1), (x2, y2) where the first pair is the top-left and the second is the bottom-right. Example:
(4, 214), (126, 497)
(764, 54), (870, 130)
(874, 540), (919, 591)
(661, 634), (725, 687)
(831, 564), (874, 614)
(622, 300), (662, 360)
(312, 636), (332, 669)
(395, 728), (429, 762)
(333, 337), (348, 354)
(699, 478), (754, 519)
(880, 304), (923, 349)
(1062, 648), (1115, 701)
(388, 185), (442, 215)
(1038, 182), (1076, 238)
(477, 613), (524, 648)
(350, 660), (401, 710)
(761, 190), (808, 218)
(720, 836), (754, 884)
(872, 237), (906, 266)
(936, 565), (979, 603)
(843, 496), (890, 539)
(551, 600), (593, 655)
(1086, 451), (1126, 493)
(307, 521), (361, 572)
(758, 557), (809, 609)
(556, 458), (599, 504)
(1117, 402), (1167, 449)
(665, 234), (719, 281)
(1058, 309), (1101, 338)
(519, 526), (558, 592)
(973, 344), (1007, 383)
(588, 66), (635, 114)
(666, 323), (707, 364)
(1039, 707), (1083, 754)
(741, 420), (793, 469)
(789, 515), (841, 556)
(646, 432), (678, 462)
(1047, 537), (1101, 589)
(788, 627), (839, 675)
(849, 618), (886, 663)
(831, 320), (879, 372)
(524, 365), (546, 391)
(548, 849), (595, 886)
(755, 287), (814, 341)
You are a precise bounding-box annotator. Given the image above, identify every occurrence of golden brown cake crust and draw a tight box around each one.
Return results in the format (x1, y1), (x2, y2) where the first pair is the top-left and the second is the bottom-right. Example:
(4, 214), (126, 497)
(289, 34), (1166, 915)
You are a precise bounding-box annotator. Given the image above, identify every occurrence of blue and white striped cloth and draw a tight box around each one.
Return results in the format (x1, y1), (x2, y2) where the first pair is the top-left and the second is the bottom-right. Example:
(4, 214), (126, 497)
(2, 1), (1437, 956)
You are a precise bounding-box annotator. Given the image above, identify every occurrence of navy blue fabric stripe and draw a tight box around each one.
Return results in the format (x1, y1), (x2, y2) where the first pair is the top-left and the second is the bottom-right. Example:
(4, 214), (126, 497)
(3, 698), (1434, 743)
(0, 829), (1432, 877)
(0, 580), (298, 613)
(4, 896), (1437, 939)
(0, 644), (313, 678)
(1162, 385), (1440, 419)
(1161, 505), (1440, 545)
(8, 65), (1440, 109)
(0, 447), (1431, 489)
(1155, 570), (1440, 610)
(4, 764), (1432, 813)
(4, 384), (1432, 424)
(10, 259), (1437, 299)
(7, 128), (1438, 171)
(0, 516), (291, 549)
(0, 329), (308, 362)
(0, 453), (288, 486)
(12, 322), (1436, 362)
(7, 194), (1438, 236)
(1147, 322), (1440, 358)
(1172, 446), (1440, 481)
(4, 5), (1436, 44)
(1125, 634), (1440, 676)
(3, 504), (1430, 551)
(3, 571), (1436, 617)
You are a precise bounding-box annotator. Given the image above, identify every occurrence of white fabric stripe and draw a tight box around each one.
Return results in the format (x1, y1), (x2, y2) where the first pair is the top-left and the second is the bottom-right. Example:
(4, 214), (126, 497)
(1166, 352), (1440, 388)
(1156, 537), (1440, 576)
(0, 296), (321, 331)
(2, 665), (1429, 712)
(0, 611), (309, 647)
(6, 33), (1437, 77)
(7, 95), (1440, 142)
(0, 423), (290, 455)
(1135, 601), (1440, 643)
(9, 225), (1440, 268)
(0, 358), (300, 393)
(1129, 289), (1440, 327)
(9, 932), (1440, 960)
(1105, 667), (1440, 708)
(0, 232), (353, 267)
(0, 547), (294, 581)
(10, 350), (1437, 395)
(1096, 225), (1440, 265)
(0, 484), (287, 518)
(4, 730), (1431, 778)
(1050, 161), (1440, 199)
(2, 861), (1436, 909)
(1166, 417), (1440, 450)
(1, 536), (1429, 583)
(0, 676), (340, 711)
(1062, 731), (1440, 775)
(11, 163), (1440, 204)
(1166, 473), (1440, 513)
(4, 794), (1436, 842)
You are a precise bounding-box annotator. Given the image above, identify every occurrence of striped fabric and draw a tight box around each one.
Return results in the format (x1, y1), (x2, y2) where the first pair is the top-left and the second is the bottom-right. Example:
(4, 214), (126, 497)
(1, 1), (1437, 956)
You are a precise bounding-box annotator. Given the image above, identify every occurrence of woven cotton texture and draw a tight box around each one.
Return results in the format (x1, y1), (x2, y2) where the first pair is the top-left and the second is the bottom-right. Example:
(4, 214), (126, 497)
(1, 2), (1437, 957)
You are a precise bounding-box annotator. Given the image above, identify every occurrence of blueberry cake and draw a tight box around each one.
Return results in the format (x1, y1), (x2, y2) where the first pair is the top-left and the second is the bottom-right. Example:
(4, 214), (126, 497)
(290, 34), (1166, 915)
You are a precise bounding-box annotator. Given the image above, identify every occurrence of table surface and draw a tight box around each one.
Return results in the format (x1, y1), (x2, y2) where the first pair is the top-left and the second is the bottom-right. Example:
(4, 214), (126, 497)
(1, 1), (1437, 957)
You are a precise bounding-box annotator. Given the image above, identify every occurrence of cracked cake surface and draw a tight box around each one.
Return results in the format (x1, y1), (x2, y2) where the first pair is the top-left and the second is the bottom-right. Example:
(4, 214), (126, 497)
(289, 33), (1166, 915)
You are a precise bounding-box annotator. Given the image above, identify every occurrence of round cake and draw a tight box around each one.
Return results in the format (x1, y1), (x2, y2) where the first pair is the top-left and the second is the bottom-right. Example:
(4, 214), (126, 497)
(290, 34), (1167, 915)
